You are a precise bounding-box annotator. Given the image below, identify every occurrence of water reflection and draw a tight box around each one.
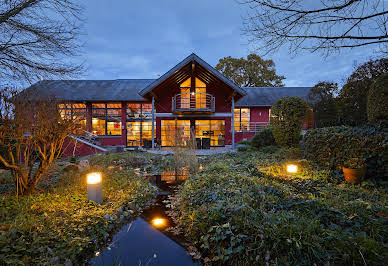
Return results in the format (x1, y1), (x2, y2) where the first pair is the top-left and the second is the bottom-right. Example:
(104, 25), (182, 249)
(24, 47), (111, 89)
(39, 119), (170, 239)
(90, 169), (200, 265)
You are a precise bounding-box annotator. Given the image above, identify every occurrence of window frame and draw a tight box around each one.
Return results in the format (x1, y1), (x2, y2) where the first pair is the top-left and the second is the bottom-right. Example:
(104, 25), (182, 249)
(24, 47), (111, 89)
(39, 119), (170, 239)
(234, 108), (250, 132)
(92, 103), (122, 136)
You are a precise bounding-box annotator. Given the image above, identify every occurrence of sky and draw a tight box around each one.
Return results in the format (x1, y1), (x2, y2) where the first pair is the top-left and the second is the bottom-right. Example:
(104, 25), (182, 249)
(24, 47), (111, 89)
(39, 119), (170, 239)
(83, 0), (381, 87)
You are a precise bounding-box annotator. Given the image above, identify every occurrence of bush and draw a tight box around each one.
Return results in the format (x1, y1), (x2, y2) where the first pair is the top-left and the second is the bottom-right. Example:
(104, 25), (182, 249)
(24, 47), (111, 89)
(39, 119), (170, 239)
(367, 73), (388, 125)
(270, 96), (310, 146)
(301, 125), (387, 178)
(250, 126), (275, 149)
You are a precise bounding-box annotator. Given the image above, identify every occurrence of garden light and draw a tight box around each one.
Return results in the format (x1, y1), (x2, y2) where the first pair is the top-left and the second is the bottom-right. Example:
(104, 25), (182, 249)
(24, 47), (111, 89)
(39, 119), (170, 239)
(151, 217), (167, 228)
(287, 164), (298, 174)
(87, 172), (103, 204)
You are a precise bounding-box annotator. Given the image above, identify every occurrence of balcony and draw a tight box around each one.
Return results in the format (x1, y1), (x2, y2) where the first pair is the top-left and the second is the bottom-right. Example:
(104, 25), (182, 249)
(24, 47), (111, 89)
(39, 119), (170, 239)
(172, 93), (215, 113)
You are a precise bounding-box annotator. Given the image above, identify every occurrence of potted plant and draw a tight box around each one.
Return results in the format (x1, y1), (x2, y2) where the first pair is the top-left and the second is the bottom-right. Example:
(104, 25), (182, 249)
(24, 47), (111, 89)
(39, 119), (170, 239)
(342, 158), (366, 184)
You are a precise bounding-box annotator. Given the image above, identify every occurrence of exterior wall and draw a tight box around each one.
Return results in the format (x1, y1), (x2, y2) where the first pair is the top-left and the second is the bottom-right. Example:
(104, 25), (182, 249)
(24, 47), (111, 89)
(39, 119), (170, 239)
(98, 136), (123, 146)
(62, 138), (104, 158)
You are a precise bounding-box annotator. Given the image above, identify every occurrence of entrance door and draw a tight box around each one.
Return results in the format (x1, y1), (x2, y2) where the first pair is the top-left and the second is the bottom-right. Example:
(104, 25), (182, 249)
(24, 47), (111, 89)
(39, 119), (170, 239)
(195, 120), (225, 147)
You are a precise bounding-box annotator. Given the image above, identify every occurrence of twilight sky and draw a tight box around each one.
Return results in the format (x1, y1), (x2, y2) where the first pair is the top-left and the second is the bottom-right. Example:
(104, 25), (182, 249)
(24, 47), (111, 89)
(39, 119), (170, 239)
(83, 0), (380, 87)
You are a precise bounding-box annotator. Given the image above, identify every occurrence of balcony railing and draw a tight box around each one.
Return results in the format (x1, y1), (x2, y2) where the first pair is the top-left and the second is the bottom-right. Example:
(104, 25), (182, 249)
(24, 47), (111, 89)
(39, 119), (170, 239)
(172, 93), (215, 113)
(236, 122), (269, 133)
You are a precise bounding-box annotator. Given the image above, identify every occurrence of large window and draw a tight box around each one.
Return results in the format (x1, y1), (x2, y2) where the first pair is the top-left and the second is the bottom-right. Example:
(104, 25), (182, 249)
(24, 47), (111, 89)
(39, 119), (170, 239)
(92, 103), (121, 136)
(179, 78), (207, 109)
(234, 108), (250, 131)
(127, 121), (155, 146)
(195, 120), (225, 146)
(127, 103), (152, 119)
(58, 103), (87, 130)
(161, 120), (191, 146)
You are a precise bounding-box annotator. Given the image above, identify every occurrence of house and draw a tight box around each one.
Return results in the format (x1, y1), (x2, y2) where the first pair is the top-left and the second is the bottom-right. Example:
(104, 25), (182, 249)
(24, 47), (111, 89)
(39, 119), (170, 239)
(24, 53), (313, 155)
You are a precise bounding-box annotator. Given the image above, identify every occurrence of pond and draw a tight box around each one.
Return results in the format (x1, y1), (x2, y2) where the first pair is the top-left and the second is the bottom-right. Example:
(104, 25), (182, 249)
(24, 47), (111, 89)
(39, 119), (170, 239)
(89, 169), (200, 266)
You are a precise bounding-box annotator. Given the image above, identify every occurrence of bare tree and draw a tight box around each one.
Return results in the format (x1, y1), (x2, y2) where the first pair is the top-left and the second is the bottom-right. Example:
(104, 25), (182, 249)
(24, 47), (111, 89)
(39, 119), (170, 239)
(241, 0), (388, 55)
(0, 0), (84, 85)
(0, 88), (78, 195)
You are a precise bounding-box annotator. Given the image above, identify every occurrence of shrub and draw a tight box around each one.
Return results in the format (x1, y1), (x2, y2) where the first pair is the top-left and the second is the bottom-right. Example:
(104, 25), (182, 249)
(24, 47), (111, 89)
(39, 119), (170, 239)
(270, 96), (310, 146)
(367, 73), (388, 125)
(250, 126), (275, 149)
(301, 125), (387, 178)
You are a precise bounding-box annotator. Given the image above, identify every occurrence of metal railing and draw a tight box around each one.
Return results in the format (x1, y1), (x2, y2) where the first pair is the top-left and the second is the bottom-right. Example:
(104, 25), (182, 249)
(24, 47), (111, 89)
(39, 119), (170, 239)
(172, 93), (215, 113)
(235, 122), (269, 133)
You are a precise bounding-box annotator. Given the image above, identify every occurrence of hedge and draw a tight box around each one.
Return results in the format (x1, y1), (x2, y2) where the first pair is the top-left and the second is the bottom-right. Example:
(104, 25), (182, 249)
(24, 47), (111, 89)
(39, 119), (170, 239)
(367, 73), (388, 125)
(270, 96), (310, 146)
(301, 125), (387, 178)
(250, 126), (275, 149)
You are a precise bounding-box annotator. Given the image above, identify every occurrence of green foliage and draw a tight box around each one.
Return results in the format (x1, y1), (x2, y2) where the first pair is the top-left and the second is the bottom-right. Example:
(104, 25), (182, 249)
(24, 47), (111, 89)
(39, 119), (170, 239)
(301, 125), (387, 178)
(172, 151), (388, 265)
(0, 156), (157, 265)
(367, 73), (388, 125)
(343, 158), (365, 169)
(270, 96), (310, 146)
(215, 54), (285, 87)
(308, 81), (339, 127)
(250, 126), (275, 149)
(338, 58), (388, 126)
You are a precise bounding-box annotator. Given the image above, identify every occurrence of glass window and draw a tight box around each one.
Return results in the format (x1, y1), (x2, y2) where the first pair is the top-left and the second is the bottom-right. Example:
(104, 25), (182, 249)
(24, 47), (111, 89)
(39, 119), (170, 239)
(126, 103), (152, 119)
(161, 120), (190, 146)
(234, 108), (250, 131)
(58, 103), (86, 130)
(92, 103), (122, 135)
(127, 121), (155, 146)
(179, 78), (207, 109)
(195, 120), (225, 146)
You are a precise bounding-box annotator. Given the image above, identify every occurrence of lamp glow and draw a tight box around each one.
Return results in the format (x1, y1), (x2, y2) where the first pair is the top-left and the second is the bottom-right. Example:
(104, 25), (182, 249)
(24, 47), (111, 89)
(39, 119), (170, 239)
(287, 164), (298, 174)
(87, 172), (102, 184)
(151, 218), (166, 228)
(87, 172), (103, 204)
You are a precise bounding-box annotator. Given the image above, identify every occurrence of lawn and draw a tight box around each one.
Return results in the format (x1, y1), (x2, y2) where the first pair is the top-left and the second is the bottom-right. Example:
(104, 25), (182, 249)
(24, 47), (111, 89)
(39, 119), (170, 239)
(170, 148), (388, 265)
(0, 153), (158, 265)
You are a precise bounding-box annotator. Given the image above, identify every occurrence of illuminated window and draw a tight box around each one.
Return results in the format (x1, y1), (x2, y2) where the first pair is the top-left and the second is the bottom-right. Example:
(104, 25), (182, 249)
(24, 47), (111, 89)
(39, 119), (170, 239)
(195, 120), (225, 146)
(58, 103), (86, 130)
(234, 108), (250, 131)
(92, 103), (122, 136)
(126, 103), (152, 119)
(161, 120), (190, 146)
(127, 121), (155, 146)
(179, 78), (207, 109)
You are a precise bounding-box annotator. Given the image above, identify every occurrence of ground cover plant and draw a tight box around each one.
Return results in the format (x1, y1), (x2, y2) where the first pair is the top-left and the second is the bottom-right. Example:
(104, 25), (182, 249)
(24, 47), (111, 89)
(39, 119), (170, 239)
(171, 149), (388, 265)
(0, 152), (157, 265)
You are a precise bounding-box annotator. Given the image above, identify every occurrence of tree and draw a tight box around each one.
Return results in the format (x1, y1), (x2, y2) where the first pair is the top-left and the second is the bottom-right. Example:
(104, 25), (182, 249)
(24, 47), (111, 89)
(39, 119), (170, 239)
(0, 0), (84, 85)
(308, 81), (339, 127)
(241, 0), (388, 55)
(0, 88), (78, 195)
(338, 58), (388, 126)
(270, 96), (310, 146)
(215, 54), (285, 87)
(367, 73), (388, 124)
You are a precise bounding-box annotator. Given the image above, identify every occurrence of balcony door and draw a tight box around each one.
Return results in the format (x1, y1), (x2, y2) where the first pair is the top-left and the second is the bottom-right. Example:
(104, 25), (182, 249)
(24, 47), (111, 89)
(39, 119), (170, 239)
(179, 78), (206, 109)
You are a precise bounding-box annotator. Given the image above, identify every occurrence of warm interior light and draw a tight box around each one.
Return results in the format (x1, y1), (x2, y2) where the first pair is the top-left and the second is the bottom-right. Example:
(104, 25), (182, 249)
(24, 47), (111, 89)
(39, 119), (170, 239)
(191, 92), (194, 95)
(92, 118), (98, 125)
(151, 218), (166, 228)
(287, 164), (298, 174)
(87, 172), (102, 184)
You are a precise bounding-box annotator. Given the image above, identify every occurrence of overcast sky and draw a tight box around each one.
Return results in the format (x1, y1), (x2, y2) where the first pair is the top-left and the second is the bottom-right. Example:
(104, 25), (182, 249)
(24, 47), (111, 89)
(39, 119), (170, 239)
(83, 0), (381, 87)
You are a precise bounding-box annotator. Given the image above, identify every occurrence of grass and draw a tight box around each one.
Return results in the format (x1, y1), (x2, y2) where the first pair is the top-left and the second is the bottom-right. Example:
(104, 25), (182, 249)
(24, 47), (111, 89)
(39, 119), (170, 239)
(170, 149), (388, 265)
(0, 154), (157, 265)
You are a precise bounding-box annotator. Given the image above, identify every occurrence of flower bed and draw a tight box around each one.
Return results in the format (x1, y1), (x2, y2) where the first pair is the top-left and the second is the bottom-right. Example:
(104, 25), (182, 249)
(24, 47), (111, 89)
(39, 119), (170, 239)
(171, 150), (388, 265)
(0, 163), (156, 264)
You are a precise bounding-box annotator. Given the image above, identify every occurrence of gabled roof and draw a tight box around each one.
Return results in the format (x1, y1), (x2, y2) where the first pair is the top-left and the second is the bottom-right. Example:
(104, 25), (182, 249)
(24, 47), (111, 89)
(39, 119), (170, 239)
(23, 79), (154, 102)
(236, 87), (311, 107)
(139, 53), (246, 98)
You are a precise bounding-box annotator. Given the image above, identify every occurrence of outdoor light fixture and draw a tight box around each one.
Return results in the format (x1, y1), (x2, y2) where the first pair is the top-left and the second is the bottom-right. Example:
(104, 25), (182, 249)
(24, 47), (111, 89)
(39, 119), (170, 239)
(87, 172), (103, 204)
(287, 164), (298, 174)
(151, 217), (167, 228)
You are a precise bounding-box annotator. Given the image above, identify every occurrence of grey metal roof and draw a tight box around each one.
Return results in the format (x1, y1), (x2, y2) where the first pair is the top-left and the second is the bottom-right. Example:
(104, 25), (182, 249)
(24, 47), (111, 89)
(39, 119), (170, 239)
(236, 87), (311, 107)
(139, 53), (246, 97)
(24, 79), (155, 102)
